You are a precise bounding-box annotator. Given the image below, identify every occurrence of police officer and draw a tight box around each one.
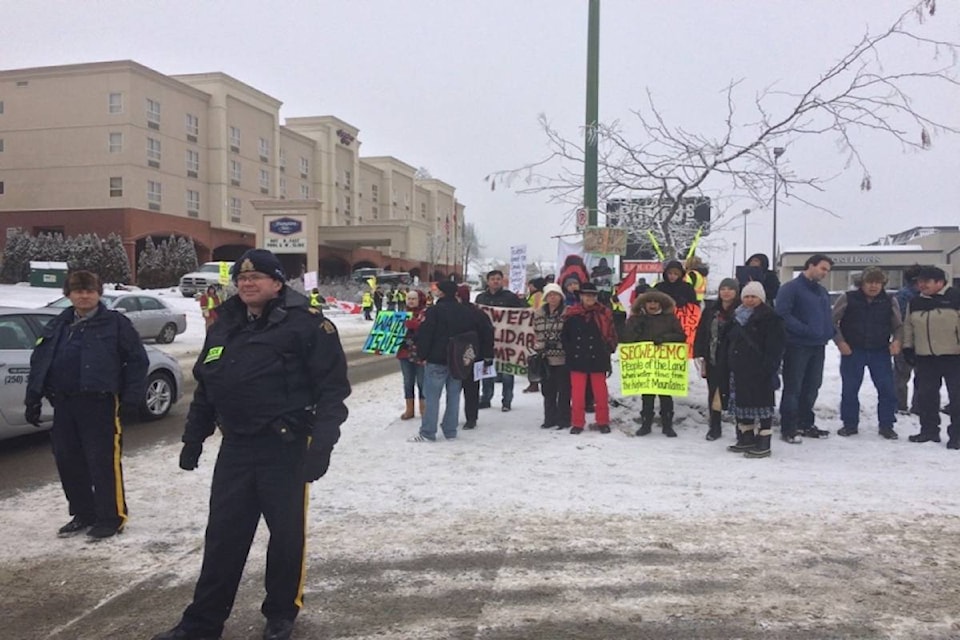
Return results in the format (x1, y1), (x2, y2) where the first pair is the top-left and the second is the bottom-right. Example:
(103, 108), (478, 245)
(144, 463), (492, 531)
(24, 270), (148, 540)
(152, 249), (350, 640)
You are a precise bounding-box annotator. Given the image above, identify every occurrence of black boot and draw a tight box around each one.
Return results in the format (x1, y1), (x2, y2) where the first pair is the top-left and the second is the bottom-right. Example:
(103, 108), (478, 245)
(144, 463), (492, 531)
(706, 410), (722, 441)
(744, 430), (772, 458)
(947, 425), (959, 450)
(635, 412), (653, 436)
(727, 425), (756, 452)
(661, 412), (677, 438)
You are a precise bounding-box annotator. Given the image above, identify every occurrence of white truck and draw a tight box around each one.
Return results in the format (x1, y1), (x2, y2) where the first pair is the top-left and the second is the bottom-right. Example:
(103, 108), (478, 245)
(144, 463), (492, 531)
(179, 261), (234, 297)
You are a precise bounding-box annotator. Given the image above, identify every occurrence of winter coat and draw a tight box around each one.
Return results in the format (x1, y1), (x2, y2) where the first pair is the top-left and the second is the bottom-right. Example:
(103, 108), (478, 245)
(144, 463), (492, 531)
(694, 299), (738, 407)
(476, 287), (525, 308)
(775, 274), (834, 347)
(416, 296), (483, 366)
(533, 302), (566, 366)
(727, 303), (785, 409)
(654, 261), (699, 308)
(903, 284), (960, 356)
(622, 291), (686, 345)
(464, 302), (496, 362)
(396, 302), (427, 362)
(738, 253), (781, 304)
(560, 302), (618, 373)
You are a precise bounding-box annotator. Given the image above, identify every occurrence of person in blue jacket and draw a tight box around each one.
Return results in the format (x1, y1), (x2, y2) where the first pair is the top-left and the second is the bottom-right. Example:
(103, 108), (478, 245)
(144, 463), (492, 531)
(25, 270), (148, 540)
(775, 254), (835, 443)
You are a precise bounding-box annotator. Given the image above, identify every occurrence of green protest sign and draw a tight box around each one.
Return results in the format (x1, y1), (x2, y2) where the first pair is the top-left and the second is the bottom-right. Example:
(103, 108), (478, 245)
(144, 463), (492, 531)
(362, 311), (410, 355)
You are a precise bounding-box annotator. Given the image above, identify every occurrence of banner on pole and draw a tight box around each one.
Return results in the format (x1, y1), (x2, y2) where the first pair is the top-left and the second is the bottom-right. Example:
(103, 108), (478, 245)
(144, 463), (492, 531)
(583, 226), (627, 255)
(618, 342), (689, 396)
(478, 304), (537, 375)
(509, 244), (527, 295)
(362, 311), (411, 355)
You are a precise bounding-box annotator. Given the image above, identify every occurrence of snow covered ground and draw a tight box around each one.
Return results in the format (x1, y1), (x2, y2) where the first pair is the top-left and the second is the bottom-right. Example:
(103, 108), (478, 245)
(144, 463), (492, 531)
(1, 282), (959, 639)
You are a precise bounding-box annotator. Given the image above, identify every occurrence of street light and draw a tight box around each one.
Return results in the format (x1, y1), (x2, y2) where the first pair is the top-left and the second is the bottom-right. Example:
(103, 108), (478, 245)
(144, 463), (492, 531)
(772, 146), (785, 264)
(731, 242), (738, 274)
(741, 208), (751, 263)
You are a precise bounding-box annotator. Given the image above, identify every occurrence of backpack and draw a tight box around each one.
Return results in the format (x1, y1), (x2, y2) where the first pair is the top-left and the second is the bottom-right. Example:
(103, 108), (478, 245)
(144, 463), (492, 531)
(447, 330), (479, 381)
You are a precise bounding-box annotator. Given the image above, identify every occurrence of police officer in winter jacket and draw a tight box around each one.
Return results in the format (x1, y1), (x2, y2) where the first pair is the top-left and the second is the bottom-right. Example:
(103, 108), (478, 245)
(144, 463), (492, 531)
(25, 270), (148, 540)
(153, 249), (350, 640)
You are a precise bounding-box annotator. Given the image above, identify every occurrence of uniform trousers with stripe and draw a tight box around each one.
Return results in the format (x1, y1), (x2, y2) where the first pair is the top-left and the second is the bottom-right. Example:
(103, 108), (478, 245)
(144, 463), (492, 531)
(50, 393), (127, 529)
(180, 431), (309, 636)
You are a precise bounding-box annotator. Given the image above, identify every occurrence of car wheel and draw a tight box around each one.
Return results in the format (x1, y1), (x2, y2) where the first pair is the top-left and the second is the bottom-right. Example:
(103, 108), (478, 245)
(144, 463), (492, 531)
(141, 370), (175, 421)
(157, 322), (177, 344)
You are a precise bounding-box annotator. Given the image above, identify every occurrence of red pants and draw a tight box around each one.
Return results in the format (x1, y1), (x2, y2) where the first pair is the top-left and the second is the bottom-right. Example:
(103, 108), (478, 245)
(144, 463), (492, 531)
(570, 371), (610, 427)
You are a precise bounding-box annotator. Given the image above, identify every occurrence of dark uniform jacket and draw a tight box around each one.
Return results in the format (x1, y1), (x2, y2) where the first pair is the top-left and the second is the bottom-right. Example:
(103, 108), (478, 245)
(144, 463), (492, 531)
(476, 287), (526, 308)
(26, 303), (148, 406)
(727, 303), (785, 409)
(184, 287), (350, 449)
(416, 296), (483, 366)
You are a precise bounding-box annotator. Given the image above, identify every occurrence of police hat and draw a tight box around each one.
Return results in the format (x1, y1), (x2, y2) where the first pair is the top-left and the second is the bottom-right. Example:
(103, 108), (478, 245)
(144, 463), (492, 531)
(232, 249), (286, 282)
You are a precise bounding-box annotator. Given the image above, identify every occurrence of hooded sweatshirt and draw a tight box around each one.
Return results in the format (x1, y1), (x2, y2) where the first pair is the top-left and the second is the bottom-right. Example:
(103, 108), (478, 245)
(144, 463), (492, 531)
(654, 260), (698, 308)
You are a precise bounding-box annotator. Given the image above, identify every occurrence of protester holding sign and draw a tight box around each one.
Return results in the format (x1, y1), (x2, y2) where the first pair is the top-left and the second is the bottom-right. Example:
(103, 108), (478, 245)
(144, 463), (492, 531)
(694, 278), (741, 441)
(397, 290), (427, 420)
(726, 281), (785, 458)
(533, 283), (570, 430)
(623, 291), (686, 437)
(561, 282), (618, 435)
(477, 270), (526, 412)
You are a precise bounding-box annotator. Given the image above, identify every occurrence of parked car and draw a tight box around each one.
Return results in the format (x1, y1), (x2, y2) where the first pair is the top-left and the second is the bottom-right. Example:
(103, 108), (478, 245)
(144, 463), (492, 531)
(46, 292), (187, 343)
(0, 307), (184, 440)
(180, 261), (234, 298)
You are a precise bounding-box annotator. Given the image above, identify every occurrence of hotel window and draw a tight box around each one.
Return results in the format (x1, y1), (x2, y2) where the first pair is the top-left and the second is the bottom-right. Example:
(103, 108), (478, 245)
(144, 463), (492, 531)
(185, 113), (199, 141)
(344, 195), (352, 215)
(146, 98), (161, 128)
(299, 157), (309, 178)
(259, 168), (270, 194)
(108, 132), (122, 153)
(186, 149), (199, 178)
(186, 190), (200, 217)
(344, 170), (352, 188)
(230, 160), (241, 186)
(0, 139), (4, 153)
(229, 126), (241, 152)
(108, 93), (122, 114)
(147, 137), (161, 167)
(147, 180), (162, 209)
(109, 177), (123, 197)
(279, 148), (286, 171)
(371, 184), (378, 202)
(230, 197), (242, 222)
(300, 184), (309, 199)
(258, 137), (270, 162)
(279, 176), (287, 198)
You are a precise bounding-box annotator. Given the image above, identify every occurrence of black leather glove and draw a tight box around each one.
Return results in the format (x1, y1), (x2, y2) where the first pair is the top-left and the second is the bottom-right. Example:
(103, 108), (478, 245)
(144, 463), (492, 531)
(902, 347), (916, 367)
(119, 403), (140, 424)
(302, 443), (333, 482)
(25, 403), (42, 427)
(179, 442), (203, 470)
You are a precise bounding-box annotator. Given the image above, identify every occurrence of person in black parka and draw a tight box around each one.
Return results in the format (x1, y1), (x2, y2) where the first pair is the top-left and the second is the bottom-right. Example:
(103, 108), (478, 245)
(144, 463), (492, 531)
(694, 277), (741, 442)
(726, 281), (785, 458)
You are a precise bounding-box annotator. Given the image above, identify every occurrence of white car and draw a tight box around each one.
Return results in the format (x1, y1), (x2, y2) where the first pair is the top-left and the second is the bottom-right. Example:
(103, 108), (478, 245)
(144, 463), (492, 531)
(180, 261), (234, 298)
(0, 307), (184, 439)
(46, 291), (187, 344)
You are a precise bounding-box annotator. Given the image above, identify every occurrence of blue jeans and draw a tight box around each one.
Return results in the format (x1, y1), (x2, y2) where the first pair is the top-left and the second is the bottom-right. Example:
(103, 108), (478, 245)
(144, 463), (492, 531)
(481, 373), (515, 407)
(840, 347), (897, 429)
(421, 363), (462, 440)
(399, 359), (424, 400)
(779, 344), (825, 435)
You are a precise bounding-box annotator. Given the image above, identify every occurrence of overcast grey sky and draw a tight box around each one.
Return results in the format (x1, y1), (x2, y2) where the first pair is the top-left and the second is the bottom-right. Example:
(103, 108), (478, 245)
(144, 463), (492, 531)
(2, 0), (958, 273)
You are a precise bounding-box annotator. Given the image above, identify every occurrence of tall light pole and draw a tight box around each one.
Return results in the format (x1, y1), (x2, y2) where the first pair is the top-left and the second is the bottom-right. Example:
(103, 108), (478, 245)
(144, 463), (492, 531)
(584, 0), (600, 227)
(741, 208), (751, 263)
(731, 242), (737, 274)
(772, 147), (785, 264)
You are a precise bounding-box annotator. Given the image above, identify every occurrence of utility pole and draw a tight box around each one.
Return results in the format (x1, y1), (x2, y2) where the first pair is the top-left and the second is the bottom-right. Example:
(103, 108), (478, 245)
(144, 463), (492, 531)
(584, 0), (600, 226)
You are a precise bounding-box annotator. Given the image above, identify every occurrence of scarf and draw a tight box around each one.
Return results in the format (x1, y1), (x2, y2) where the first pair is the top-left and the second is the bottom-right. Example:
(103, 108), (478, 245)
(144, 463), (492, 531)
(734, 304), (755, 326)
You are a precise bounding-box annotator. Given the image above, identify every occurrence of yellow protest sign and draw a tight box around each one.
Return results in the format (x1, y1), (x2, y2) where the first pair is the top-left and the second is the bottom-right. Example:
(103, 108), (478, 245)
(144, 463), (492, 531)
(218, 261), (230, 286)
(618, 341), (689, 396)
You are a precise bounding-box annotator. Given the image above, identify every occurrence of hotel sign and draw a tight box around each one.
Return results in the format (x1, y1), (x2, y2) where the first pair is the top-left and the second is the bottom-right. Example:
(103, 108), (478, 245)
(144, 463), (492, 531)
(263, 214), (307, 253)
(831, 255), (882, 265)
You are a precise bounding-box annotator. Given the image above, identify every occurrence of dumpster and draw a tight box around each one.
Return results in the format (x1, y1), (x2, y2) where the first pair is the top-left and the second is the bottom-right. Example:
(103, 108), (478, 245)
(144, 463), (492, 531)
(29, 261), (69, 288)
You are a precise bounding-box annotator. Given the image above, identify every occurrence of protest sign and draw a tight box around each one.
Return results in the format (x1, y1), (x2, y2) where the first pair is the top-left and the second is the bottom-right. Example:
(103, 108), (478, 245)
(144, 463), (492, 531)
(473, 361), (498, 380)
(477, 304), (537, 376)
(675, 304), (702, 354)
(509, 244), (527, 295)
(362, 311), (410, 355)
(618, 341), (689, 396)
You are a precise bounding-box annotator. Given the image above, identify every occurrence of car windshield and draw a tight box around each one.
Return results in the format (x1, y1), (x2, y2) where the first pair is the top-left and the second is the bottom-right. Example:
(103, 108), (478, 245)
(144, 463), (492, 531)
(47, 293), (119, 309)
(200, 264), (221, 273)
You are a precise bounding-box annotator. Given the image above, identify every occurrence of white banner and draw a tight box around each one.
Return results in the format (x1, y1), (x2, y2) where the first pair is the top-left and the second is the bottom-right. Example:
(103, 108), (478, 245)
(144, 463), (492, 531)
(509, 244), (527, 295)
(557, 238), (583, 272)
(478, 304), (537, 375)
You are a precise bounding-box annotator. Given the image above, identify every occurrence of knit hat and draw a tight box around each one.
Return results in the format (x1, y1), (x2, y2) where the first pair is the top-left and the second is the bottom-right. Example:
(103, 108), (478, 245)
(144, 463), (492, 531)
(741, 281), (766, 302)
(542, 283), (563, 298)
(232, 249), (286, 282)
(437, 280), (458, 298)
(456, 284), (472, 304)
(718, 277), (740, 291)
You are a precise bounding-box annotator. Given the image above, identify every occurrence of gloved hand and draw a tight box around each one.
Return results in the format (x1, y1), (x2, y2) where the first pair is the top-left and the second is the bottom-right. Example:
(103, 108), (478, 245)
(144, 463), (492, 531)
(302, 443), (333, 482)
(25, 403), (42, 427)
(119, 403), (140, 424)
(179, 442), (203, 470)
(483, 358), (494, 368)
(902, 347), (916, 367)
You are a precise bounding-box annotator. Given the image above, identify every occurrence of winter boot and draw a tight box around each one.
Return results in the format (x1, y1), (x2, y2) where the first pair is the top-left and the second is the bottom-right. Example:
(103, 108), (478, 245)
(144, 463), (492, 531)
(635, 412), (653, 436)
(727, 424), (756, 452)
(400, 399), (415, 420)
(661, 412), (677, 438)
(947, 425), (959, 450)
(744, 428), (772, 458)
(706, 410), (722, 441)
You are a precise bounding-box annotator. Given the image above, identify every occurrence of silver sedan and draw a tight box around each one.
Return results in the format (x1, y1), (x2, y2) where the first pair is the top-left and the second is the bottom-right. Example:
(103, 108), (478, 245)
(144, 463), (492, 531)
(0, 307), (184, 440)
(46, 291), (187, 343)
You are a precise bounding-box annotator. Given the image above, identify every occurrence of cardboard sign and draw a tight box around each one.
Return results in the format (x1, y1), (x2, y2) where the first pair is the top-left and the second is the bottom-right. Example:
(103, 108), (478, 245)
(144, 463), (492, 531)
(618, 342), (689, 396)
(477, 305), (537, 375)
(362, 311), (410, 355)
(675, 304), (702, 354)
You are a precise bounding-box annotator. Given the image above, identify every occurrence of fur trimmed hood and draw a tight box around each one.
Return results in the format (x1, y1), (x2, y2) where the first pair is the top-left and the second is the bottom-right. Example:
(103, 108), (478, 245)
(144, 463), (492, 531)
(632, 290), (677, 315)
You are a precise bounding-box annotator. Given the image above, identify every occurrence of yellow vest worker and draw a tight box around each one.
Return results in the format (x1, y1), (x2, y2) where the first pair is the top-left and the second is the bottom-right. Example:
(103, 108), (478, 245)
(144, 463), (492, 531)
(361, 292), (373, 308)
(685, 271), (707, 302)
(309, 292), (321, 307)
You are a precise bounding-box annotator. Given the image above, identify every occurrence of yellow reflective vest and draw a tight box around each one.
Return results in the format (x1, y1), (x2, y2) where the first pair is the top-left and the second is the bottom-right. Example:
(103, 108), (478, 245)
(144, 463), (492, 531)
(685, 271), (707, 302)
